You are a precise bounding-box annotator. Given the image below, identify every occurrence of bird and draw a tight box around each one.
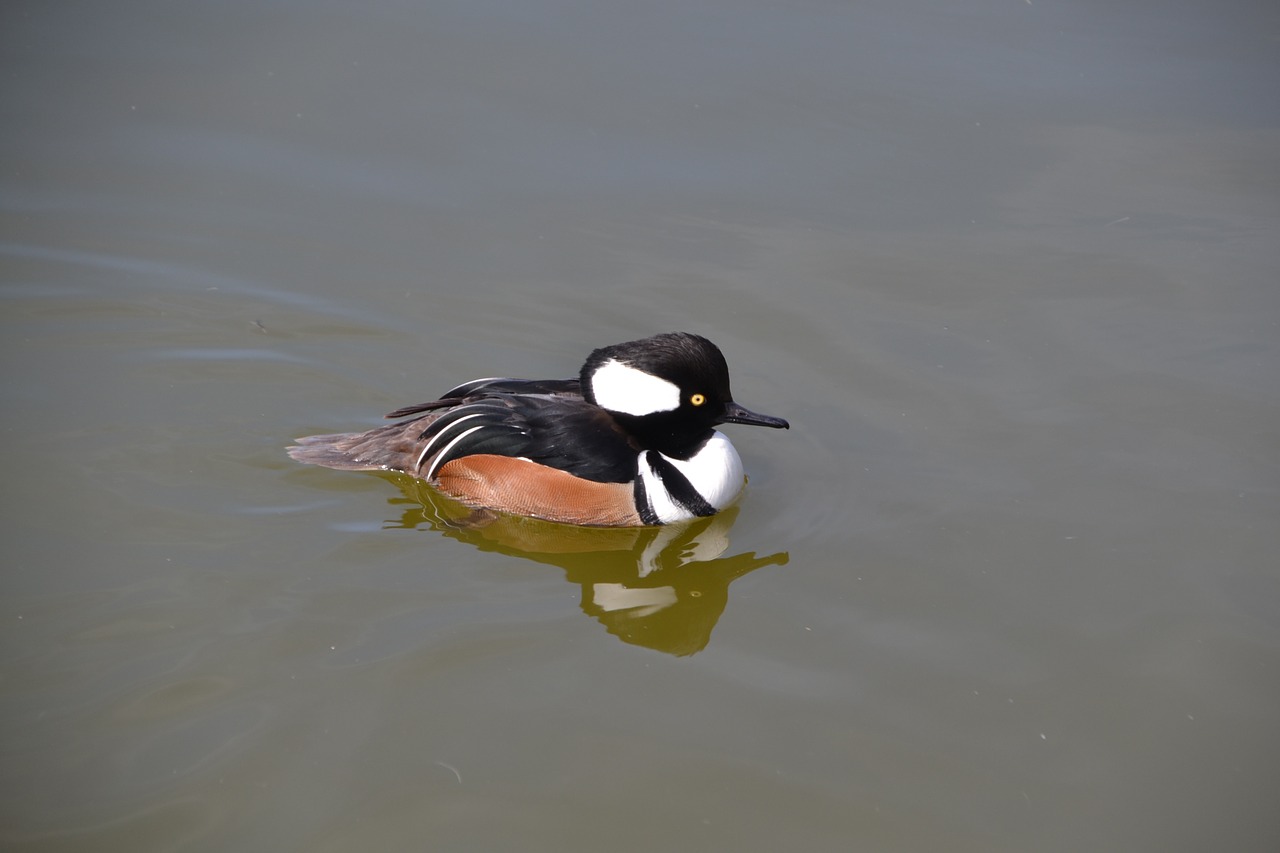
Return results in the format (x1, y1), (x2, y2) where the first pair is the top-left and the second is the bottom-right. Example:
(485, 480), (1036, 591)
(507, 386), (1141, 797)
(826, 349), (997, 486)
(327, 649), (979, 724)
(288, 332), (789, 526)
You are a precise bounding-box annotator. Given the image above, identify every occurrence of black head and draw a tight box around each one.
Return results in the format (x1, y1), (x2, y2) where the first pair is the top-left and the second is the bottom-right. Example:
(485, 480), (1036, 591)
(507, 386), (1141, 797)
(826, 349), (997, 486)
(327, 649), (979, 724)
(580, 332), (789, 457)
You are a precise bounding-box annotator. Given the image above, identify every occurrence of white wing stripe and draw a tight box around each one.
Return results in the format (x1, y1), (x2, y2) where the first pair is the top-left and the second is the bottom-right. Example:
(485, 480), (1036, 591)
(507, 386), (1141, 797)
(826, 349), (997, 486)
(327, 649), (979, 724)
(415, 413), (487, 474)
(424, 424), (489, 480)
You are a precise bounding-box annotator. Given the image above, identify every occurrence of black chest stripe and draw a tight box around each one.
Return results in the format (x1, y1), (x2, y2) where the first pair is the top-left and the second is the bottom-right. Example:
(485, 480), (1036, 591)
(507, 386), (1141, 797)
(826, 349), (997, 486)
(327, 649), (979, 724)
(643, 450), (718, 518)
(634, 475), (660, 526)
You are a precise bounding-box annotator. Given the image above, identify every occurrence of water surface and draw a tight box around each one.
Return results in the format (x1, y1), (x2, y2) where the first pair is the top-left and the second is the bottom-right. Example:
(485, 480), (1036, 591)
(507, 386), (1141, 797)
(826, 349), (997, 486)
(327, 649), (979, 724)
(2, 1), (1278, 850)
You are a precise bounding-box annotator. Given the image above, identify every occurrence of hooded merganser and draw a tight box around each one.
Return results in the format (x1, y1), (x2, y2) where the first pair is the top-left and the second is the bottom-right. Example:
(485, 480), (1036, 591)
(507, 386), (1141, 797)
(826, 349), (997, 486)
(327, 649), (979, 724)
(288, 332), (789, 526)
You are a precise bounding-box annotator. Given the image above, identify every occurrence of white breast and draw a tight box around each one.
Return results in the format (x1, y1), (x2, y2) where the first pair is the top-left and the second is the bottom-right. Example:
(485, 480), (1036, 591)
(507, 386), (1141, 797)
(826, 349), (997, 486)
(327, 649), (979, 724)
(638, 431), (746, 524)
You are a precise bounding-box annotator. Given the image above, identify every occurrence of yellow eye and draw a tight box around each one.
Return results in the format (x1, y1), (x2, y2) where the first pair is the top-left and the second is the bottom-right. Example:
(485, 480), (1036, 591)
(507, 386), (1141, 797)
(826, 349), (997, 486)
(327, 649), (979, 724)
(690, 393), (706, 406)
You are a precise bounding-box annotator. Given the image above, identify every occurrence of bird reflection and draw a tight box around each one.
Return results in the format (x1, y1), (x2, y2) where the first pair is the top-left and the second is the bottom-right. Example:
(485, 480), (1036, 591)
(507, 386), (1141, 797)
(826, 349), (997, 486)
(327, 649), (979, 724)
(383, 475), (787, 656)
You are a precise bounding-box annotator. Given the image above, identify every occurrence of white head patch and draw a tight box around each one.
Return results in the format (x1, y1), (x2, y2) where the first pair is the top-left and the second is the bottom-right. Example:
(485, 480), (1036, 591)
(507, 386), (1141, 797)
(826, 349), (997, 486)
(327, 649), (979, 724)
(590, 358), (681, 416)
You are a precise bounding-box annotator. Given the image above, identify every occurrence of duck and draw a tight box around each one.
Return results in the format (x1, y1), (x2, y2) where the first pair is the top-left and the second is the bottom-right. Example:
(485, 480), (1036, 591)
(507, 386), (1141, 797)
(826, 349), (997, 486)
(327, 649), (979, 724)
(288, 332), (789, 526)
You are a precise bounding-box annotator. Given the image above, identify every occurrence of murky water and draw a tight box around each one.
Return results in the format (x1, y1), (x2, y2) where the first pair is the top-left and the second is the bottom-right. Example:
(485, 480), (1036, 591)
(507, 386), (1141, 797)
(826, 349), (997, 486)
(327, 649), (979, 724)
(3, 1), (1278, 850)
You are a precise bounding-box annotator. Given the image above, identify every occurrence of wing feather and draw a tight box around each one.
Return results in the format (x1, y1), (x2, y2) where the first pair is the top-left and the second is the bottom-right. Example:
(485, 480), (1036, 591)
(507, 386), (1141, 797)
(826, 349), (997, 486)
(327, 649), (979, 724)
(291, 377), (635, 484)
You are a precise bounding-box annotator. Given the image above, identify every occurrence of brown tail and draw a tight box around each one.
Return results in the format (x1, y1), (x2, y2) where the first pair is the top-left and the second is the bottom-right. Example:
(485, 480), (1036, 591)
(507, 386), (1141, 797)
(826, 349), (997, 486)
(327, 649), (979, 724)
(288, 420), (431, 474)
(287, 433), (381, 471)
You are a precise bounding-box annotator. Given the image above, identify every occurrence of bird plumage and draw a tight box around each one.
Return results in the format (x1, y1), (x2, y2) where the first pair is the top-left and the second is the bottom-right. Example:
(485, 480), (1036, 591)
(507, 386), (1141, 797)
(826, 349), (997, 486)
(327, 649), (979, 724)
(288, 333), (788, 526)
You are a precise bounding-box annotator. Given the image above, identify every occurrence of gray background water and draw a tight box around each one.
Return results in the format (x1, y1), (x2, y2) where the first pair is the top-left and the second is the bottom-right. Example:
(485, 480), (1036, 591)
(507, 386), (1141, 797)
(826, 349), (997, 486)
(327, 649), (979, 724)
(3, 1), (1277, 850)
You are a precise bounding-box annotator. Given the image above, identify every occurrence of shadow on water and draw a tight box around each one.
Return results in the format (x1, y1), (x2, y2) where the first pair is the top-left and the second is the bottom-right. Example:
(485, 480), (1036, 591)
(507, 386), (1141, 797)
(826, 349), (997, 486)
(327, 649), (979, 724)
(381, 475), (788, 656)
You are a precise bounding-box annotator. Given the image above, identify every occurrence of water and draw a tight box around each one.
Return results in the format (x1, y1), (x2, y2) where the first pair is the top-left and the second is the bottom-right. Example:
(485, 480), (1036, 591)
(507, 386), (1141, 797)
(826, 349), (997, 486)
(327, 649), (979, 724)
(3, 1), (1278, 850)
